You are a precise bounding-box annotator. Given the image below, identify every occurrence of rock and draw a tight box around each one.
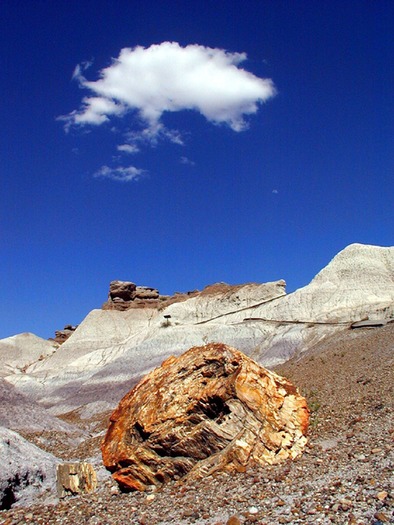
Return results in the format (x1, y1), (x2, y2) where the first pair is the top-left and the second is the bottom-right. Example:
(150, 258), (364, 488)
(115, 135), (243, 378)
(377, 491), (388, 501)
(56, 462), (97, 498)
(226, 517), (241, 525)
(374, 512), (389, 522)
(103, 281), (160, 310)
(101, 343), (309, 491)
(134, 286), (160, 300)
(0, 427), (58, 509)
(54, 325), (77, 344)
(109, 280), (137, 301)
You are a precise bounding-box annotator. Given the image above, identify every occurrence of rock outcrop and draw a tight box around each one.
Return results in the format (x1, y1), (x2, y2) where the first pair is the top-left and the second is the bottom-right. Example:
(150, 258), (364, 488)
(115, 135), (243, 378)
(0, 427), (58, 509)
(101, 343), (309, 491)
(103, 280), (161, 310)
(53, 325), (77, 345)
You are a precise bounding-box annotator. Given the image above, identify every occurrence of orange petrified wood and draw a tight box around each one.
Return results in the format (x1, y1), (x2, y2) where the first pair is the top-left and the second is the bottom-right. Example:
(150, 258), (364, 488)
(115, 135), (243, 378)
(101, 343), (309, 491)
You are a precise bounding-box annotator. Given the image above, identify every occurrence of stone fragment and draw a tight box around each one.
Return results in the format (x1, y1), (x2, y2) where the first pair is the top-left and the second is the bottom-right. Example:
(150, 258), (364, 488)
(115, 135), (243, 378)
(374, 512), (389, 522)
(377, 491), (388, 501)
(56, 462), (97, 498)
(102, 343), (309, 491)
(226, 517), (241, 525)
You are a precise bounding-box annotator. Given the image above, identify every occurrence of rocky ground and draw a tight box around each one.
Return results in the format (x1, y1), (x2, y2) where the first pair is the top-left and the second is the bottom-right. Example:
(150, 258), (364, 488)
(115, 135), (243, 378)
(1, 323), (393, 525)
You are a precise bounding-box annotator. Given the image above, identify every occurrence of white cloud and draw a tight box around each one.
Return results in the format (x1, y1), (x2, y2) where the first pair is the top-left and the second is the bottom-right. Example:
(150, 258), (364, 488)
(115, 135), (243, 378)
(180, 156), (195, 166)
(72, 60), (93, 80)
(93, 165), (145, 182)
(62, 42), (276, 142)
(272, 189), (279, 194)
(123, 122), (184, 149)
(117, 143), (140, 154)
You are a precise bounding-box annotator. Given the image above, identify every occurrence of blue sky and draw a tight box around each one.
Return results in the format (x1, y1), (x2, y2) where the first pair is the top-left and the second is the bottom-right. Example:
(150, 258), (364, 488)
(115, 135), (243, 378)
(1, 1), (393, 339)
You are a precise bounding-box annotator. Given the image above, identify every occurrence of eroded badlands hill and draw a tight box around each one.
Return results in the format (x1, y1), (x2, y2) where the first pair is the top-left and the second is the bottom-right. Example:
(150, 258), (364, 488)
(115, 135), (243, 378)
(2, 317), (393, 524)
(2, 243), (393, 419)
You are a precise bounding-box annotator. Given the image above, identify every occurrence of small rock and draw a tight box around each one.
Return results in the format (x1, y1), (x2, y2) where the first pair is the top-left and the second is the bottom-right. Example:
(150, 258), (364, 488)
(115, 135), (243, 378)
(226, 517), (241, 525)
(145, 494), (155, 502)
(376, 491), (388, 501)
(56, 462), (97, 498)
(340, 498), (353, 511)
(248, 506), (259, 514)
(374, 512), (389, 522)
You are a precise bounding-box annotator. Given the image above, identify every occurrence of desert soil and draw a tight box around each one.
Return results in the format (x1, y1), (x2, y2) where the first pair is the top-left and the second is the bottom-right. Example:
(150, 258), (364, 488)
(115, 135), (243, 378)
(1, 323), (393, 525)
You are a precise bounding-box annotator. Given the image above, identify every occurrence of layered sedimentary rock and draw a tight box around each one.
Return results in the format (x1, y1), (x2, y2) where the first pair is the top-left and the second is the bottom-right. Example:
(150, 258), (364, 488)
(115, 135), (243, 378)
(103, 280), (161, 310)
(101, 343), (309, 491)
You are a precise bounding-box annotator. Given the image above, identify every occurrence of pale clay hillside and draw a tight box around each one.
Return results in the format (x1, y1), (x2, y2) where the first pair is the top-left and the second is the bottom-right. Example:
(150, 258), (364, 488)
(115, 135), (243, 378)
(0, 243), (393, 524)
(2, 243), (393, 416)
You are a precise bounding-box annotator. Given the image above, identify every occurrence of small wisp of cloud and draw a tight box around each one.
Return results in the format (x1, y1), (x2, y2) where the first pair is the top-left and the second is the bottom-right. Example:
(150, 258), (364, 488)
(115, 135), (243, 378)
(71, 60), (93, 80)
(180, 156), (196, 166)
(94, 165), (145, 182)
(117, 144), (140, 154)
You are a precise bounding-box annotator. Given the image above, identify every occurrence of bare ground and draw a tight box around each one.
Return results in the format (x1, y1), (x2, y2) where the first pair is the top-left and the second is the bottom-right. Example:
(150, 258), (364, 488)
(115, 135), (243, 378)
(1, 324), (393, 525)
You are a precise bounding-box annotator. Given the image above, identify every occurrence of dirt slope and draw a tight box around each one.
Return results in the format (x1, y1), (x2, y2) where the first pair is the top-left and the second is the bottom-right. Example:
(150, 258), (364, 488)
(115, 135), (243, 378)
(1, 324), (393, 524)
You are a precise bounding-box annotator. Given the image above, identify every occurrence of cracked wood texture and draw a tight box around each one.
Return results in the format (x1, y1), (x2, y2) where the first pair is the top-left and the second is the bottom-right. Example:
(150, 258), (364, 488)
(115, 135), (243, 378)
(101, 343), (309, 491)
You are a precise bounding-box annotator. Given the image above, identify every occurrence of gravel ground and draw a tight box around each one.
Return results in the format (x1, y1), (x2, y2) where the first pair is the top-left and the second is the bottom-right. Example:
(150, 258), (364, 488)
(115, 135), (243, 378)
(1, 324), (393, 525)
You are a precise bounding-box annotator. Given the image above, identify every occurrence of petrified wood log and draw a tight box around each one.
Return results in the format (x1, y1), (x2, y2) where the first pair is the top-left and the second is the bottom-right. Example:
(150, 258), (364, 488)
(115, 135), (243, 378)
(56, 462), (97, 498)
(101, 343), (309, 491)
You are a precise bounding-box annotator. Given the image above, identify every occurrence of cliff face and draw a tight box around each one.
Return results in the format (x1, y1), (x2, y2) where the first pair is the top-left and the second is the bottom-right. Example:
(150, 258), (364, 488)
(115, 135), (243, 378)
(2, 244), (393, 417)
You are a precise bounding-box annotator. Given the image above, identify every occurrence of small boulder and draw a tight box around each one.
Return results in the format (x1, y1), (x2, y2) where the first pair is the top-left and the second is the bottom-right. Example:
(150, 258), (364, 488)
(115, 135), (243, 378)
(101, 343), (309, 491)
(56, 462), (97, 498)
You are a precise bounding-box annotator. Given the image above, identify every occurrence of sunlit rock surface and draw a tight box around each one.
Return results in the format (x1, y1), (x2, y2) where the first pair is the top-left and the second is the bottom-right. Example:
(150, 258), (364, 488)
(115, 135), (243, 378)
(101, 343), (309, 491)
